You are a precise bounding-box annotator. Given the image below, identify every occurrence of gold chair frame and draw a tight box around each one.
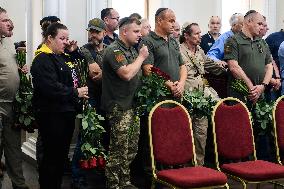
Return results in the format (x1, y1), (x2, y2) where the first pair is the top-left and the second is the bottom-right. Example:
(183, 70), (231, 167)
(212, 97), (283, 189)
(148, 100), (229, 189)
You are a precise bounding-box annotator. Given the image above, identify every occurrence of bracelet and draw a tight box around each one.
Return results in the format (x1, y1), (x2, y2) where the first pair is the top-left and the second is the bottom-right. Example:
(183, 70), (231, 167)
(275, 76), (281, 79)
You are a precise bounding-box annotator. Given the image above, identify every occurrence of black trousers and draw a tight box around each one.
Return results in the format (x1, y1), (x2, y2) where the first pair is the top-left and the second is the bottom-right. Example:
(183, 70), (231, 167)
(36, 111), (76, 189)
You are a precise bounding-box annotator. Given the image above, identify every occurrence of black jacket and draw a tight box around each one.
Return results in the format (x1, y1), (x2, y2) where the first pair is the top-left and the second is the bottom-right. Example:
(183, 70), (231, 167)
(31, 52), (80, 113)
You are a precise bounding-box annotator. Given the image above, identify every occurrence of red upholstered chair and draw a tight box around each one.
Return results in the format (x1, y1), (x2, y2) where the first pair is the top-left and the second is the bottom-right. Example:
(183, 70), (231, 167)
(273, 96), (284, 165)
(212, 97), (284, 189)
(148, 100), (228, 189)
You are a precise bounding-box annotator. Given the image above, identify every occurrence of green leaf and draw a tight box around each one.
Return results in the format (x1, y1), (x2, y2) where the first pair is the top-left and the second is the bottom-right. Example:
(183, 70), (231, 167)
(20, 106), (27, 113)
(19, 115), (25, 123)
(76, 114), (83, 119)
(24, 117), (31, 126)
(82, 120), (88, 130)
(89, 147), (97, 155)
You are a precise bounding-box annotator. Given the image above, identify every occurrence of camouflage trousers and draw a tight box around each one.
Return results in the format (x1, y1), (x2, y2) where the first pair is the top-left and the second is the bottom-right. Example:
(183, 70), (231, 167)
(106, 106), (140, 189)
(192, 115), (208, 166)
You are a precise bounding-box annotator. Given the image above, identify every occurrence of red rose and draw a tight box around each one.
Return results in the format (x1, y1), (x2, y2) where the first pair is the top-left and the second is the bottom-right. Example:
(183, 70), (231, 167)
(150, 66), (171, 80)
(88, 157), (97, 169)
(79, 159), (89, 169)
(97, 156), (106, 169)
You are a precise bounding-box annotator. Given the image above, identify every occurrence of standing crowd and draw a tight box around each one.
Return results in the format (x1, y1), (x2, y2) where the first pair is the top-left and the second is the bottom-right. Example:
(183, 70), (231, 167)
(1, 5), (284, 189)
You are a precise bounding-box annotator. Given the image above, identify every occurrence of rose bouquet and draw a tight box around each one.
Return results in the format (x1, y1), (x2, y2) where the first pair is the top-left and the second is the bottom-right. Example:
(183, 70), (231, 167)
(135, 66), (171, 115)
(131, 67), (171, 135)
(74, 58), (106, 169)
(230, 79), (273, 134)
(14, 50), (36, 133)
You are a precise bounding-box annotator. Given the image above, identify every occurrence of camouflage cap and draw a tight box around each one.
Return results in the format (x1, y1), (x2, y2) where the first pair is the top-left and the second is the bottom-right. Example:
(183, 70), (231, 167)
(86, 18), (106, 32)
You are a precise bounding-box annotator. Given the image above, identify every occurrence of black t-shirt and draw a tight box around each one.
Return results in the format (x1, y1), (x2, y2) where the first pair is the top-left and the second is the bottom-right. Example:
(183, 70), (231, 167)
(200, 32), (218, 54)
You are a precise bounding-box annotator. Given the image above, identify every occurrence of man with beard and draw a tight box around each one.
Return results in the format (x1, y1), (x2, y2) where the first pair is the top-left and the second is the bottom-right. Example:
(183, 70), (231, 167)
(71, 18), (107, 189)
(101, 8), (120, 45)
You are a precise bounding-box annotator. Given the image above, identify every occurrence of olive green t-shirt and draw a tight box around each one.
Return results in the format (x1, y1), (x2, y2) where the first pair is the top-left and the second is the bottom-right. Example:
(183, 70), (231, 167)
(139, 31), (184, 81)
(224, 32), (272, 85)
(101, 39), (139, 112)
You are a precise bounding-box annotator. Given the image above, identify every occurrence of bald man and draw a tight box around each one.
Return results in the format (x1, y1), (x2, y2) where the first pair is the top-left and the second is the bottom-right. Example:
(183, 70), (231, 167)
(224, 10), (273, 103)
(140, 8), (187, 98)
(172, 21), (181, 41)
(200, 16), (221, 54)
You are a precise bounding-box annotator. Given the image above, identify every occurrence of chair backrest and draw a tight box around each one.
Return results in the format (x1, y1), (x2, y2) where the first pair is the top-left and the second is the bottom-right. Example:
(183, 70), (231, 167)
(149, 100), (195, 166)
(273, 96), (284, 161)
(212, 97), (255, 161)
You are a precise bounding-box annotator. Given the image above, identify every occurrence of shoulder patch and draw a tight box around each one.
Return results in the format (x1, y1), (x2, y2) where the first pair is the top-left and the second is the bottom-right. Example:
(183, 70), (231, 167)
(224, 44), (232, 54)
(113, 49), (126, 63)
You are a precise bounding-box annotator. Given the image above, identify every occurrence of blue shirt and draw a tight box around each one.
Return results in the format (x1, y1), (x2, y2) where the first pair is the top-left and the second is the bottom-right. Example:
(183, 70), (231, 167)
(278, 41), (284, 94)
(207, 30), (234, 61)
(265, 30), (284, 67)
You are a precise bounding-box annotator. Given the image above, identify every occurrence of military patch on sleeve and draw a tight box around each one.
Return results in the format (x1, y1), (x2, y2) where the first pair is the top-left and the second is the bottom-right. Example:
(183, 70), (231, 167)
(224, 44), (232, 54)
(113, 50), (126, 63)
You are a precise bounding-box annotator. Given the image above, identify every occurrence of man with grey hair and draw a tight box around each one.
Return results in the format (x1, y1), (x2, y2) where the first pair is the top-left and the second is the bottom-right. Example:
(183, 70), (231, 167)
(0, 6), (29, 189)
(172, 21), (181, 41)
(207, 13), (244, 62)
(140, 18), (151, 37)
(206, 13), (244, 98)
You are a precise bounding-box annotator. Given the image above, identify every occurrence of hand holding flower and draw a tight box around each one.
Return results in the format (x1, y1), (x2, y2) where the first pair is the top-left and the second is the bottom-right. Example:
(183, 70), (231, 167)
(77, 86), (89, 99)
(20, 64), (29, 74)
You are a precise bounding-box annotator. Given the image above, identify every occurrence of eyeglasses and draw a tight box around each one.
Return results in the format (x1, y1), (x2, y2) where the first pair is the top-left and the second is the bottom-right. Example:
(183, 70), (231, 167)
(110, 17), (119, 21)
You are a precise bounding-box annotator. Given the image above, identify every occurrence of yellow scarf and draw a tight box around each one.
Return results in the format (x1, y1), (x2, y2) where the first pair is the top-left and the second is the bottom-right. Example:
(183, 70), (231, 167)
(34, 44), (53, 57)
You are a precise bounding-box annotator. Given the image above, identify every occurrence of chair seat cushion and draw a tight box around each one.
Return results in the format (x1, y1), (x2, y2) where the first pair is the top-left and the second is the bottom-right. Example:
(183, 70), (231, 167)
(221, 160), (284, 181)
(157, 166), (227, 188)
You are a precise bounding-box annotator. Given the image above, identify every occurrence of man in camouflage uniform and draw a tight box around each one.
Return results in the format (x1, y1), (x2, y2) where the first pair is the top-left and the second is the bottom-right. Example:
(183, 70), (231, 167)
(224, 10), (273, 103)
(101, 17), (149, 189)
(180, 22), (226, 165)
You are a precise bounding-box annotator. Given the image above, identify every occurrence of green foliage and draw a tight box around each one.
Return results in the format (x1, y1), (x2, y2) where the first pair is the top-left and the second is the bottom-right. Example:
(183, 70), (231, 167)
(14, 51), (35, 133)
(253, 99), (274, 132)
(135, 72), (171, 116)
(183, 90), (217, 118)
(78, 105), (106, 159)
(133, 69), (171, 136)
(230, 79), (274, 134)
(231, 79), (249, 96)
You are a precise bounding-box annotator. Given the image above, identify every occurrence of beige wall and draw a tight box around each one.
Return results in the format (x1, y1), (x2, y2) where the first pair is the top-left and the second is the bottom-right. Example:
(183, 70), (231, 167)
(65, 0), (88, 46)
(0, 0), (26, 43)
(276, 0), (284, 31)
(170, 0), (221, 35)
(2, 0), (284, 47)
